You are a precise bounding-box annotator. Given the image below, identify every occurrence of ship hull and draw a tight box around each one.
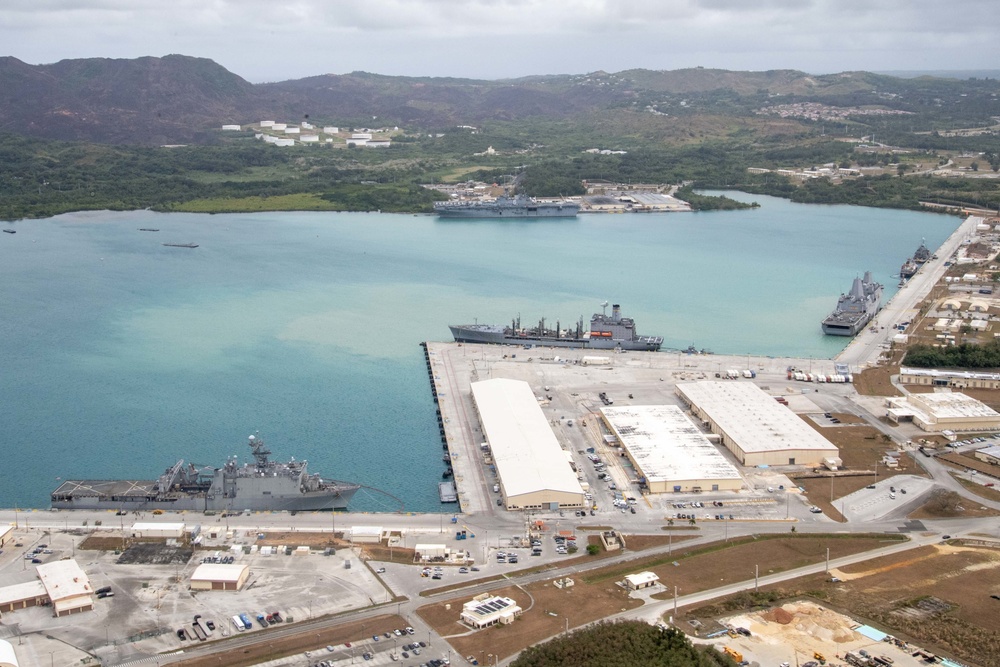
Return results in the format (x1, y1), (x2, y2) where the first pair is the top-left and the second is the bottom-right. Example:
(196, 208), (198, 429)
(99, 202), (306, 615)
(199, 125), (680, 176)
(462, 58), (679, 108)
(449, 329), (663, 351)
(435, 205), (579, 218)
(51, 480), (358, 512)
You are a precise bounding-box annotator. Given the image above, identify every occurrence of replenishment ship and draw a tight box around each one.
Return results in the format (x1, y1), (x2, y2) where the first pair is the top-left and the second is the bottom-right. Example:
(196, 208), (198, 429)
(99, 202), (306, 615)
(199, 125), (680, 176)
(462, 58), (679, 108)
(434, 193), (579, 218)
(821, 271), (883, 336)
(51, 435), (360, 512)
(450, 302), (663, 351)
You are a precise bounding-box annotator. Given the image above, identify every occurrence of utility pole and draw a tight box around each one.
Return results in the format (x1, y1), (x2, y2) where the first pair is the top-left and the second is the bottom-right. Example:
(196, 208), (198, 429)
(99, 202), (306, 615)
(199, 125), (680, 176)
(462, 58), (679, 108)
(755, 564), (759, 592)
(826, 547), (830, 574)
(673, 586), (678, 617)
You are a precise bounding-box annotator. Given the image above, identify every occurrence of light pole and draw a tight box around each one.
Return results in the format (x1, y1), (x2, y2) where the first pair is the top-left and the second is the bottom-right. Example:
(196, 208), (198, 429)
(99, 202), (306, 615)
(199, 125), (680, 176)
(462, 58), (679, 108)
(754, 564), (759, 592)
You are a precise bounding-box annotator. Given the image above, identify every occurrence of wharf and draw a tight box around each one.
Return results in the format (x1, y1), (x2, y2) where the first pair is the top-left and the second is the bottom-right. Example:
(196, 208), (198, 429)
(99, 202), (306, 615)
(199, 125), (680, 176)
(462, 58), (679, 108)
(835, 215), (982, 368)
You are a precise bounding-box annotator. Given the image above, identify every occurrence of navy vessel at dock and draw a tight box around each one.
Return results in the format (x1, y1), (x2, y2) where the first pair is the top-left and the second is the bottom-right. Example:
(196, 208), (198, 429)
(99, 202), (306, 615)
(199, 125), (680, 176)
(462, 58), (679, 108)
(434, 193), (579, 218)
(450, 302), (663, 351)
(51, 435), (360, 512)
(821, 271), (883, 336)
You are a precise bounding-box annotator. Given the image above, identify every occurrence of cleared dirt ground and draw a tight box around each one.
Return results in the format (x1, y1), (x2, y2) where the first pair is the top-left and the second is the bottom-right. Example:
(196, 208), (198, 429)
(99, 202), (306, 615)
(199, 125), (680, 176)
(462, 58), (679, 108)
(416, 535), (898, 663)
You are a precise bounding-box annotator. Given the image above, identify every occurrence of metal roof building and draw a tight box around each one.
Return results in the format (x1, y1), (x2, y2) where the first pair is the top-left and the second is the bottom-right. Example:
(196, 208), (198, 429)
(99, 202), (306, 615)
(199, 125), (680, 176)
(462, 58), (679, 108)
(36, 560), (94, 617)
(676, 381), (841, 467)
(0, 639), (18, 667)
(600, 405), (743, 493)
(471, 378), (584, 510)
(886, 392), (1000, 433)
(190, 563), (250, 591)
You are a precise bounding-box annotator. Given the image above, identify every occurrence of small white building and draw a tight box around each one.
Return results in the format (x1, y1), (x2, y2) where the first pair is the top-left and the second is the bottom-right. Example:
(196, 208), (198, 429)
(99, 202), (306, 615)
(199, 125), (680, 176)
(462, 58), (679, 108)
(221, 124), (242, 131)
(300, 135), (320, 143)
(0, 525), (12, 548)
(131, 522), (185, 539)
(624, 571), (660, 590)
(36, 560), (94, 616)
(460, 594), (522, 629)
(190, 563), (250, 591)
(350, 526), (383, 544)
(272, 123), (287, 131)
(323, 126), (339, 134)
(284, 126), (300, 135)
(260, 120), (275, 127)
(351, 133), (373, 141)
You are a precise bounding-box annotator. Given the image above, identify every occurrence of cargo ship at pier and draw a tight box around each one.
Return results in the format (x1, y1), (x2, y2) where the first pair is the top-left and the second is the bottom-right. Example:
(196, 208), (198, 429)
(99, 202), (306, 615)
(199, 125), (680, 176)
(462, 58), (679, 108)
(821, 271), (883, 336)
(51, 435), (360, 512)
(434, 193), (579, 218)
(450, 303), (663, 351)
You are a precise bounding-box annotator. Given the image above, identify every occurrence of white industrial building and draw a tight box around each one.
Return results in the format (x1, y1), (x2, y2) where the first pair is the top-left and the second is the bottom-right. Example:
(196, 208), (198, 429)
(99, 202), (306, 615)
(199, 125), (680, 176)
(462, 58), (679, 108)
(471, 378), (585, 510)
(600, 406), (743, 493)
(460, 594), (522, 629)
(300, 135), (320, 143)
(0, 526), (12, 548)
(975, 445), (1000, 465)
(0, 581), (47, 615)
(130, 522), (185, 539)
(350, 526), (384, 544)
(221, 124), (241, 131)
(0, 639), (18, 667)
(886, 392), (1000, 433)
(324, 126), (339, 134)
(36, 560), (94, 616)
(676, 382), (841, 467)
(189, 563), (250, 591)
(899, 367), (1000, 390)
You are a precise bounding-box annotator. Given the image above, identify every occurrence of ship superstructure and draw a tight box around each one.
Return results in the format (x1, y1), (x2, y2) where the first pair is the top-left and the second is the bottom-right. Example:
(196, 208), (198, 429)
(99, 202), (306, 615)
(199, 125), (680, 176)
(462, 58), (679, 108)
(450, 303), (662, 351)
(51, 435), (360, 512)
(821, 271), (883, 336)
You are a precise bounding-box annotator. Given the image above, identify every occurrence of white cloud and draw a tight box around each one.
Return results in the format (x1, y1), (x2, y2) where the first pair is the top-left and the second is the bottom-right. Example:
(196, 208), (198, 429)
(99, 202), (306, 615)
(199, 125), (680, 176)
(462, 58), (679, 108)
(1, 0), (997, 80)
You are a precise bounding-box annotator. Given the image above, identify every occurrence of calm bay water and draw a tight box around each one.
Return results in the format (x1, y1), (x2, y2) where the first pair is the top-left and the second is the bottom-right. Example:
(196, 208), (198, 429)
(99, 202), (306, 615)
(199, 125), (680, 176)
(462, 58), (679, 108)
(0, 194), (957, 510)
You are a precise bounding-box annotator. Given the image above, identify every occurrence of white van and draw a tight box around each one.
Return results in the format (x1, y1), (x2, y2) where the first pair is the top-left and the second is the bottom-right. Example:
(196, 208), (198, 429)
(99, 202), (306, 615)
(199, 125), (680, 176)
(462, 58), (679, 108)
(232, 615), (246, 632)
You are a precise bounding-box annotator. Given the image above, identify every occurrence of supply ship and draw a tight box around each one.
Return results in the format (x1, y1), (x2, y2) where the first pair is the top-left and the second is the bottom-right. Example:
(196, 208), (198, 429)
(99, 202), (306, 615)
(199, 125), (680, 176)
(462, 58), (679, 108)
(821, 271), (883, 336)
(450, 302), (663, 351)
(51, 435), (360, 512)
(900, 238), (932, 279)
(434, 193), (579, 218)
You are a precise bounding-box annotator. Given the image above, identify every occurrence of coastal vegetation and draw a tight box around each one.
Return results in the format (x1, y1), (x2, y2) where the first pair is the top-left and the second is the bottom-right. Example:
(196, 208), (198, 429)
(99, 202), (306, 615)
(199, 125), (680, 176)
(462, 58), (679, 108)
(903, 341), (1000, 369)
(2, 58), (1000, 220)
(510, 621), (734, 667)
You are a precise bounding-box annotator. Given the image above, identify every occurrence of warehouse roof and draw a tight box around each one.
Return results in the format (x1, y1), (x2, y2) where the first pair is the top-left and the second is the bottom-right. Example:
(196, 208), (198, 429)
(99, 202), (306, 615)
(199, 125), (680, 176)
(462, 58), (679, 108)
(601, 405), (742, 484)
(190, 563), (249, 584)
(36, 559), (93, 602)
(677, 381), (839, 455)
(909, 392), (1000, 420)
(471, 378), (583, 499)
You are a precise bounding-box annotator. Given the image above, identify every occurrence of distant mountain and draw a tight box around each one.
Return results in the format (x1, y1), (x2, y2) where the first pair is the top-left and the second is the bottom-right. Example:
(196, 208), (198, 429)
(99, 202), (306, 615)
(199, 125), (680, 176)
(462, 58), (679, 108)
(0, 56), (994, 145)
(0, 55), (261, 144)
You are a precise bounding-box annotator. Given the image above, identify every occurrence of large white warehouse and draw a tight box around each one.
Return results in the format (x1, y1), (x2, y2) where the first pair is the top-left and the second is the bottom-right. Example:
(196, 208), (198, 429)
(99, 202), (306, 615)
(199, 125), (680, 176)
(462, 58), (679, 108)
(600, 405), (743, 493)
(676, 381), (841, 467)
(471, 378), (585, 510)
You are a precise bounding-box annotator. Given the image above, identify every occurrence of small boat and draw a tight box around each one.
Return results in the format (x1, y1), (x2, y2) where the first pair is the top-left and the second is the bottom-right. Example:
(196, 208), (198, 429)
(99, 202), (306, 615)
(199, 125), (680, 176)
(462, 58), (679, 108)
(139, 228), (160, 232)
(162, 243), (198, 248)
(2, 229), (15, 234)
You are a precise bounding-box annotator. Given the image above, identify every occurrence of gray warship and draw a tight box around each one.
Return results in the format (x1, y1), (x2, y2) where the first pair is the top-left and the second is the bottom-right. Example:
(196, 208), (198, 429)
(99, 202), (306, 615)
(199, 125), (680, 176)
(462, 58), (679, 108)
(434, 193), (579, 218)
(51, 435), (360, 512)
(821, 271), (883, 336)
(450, 302), (663, 351)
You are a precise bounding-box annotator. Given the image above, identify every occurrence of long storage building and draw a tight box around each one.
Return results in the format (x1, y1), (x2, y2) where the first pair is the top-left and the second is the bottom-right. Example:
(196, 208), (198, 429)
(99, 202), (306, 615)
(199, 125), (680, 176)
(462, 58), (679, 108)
(676, 381), (841, 467)
(600, 405), (743, 493)
(471, 378), (585, 510)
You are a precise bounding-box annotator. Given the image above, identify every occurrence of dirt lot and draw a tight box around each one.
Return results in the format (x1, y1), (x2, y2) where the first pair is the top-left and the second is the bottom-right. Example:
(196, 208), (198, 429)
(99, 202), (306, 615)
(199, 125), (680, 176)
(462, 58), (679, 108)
(854, 366), (903, 397)
(169, 614), (405, 667)
(415, 535), (898, 663)
(683, 541), (1000, 667)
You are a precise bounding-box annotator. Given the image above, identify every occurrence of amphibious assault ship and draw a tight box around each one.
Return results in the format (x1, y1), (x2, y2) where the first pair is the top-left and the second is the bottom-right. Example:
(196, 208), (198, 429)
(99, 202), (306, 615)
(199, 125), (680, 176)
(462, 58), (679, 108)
(450, 302), (663, 351)
(821, 271), (883, 336)
(434, 193), (579, 218)
(51, 435), (360, 512)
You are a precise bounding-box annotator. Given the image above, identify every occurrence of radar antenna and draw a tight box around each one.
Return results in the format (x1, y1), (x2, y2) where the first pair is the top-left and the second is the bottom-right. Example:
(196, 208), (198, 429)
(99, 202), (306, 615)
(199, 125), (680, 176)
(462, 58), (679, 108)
(248, 433), (271, 468)
(601, 301), (609, 316)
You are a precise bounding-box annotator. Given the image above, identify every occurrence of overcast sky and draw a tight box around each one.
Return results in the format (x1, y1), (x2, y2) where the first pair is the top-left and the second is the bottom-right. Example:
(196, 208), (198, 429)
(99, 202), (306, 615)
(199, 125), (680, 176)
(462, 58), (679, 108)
(2, 0), (997, 83)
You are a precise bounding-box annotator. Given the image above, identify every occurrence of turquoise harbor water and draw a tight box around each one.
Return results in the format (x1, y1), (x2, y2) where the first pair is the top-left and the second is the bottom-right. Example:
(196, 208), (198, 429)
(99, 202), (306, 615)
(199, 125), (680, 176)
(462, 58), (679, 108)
(0, 194), (957, 511)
